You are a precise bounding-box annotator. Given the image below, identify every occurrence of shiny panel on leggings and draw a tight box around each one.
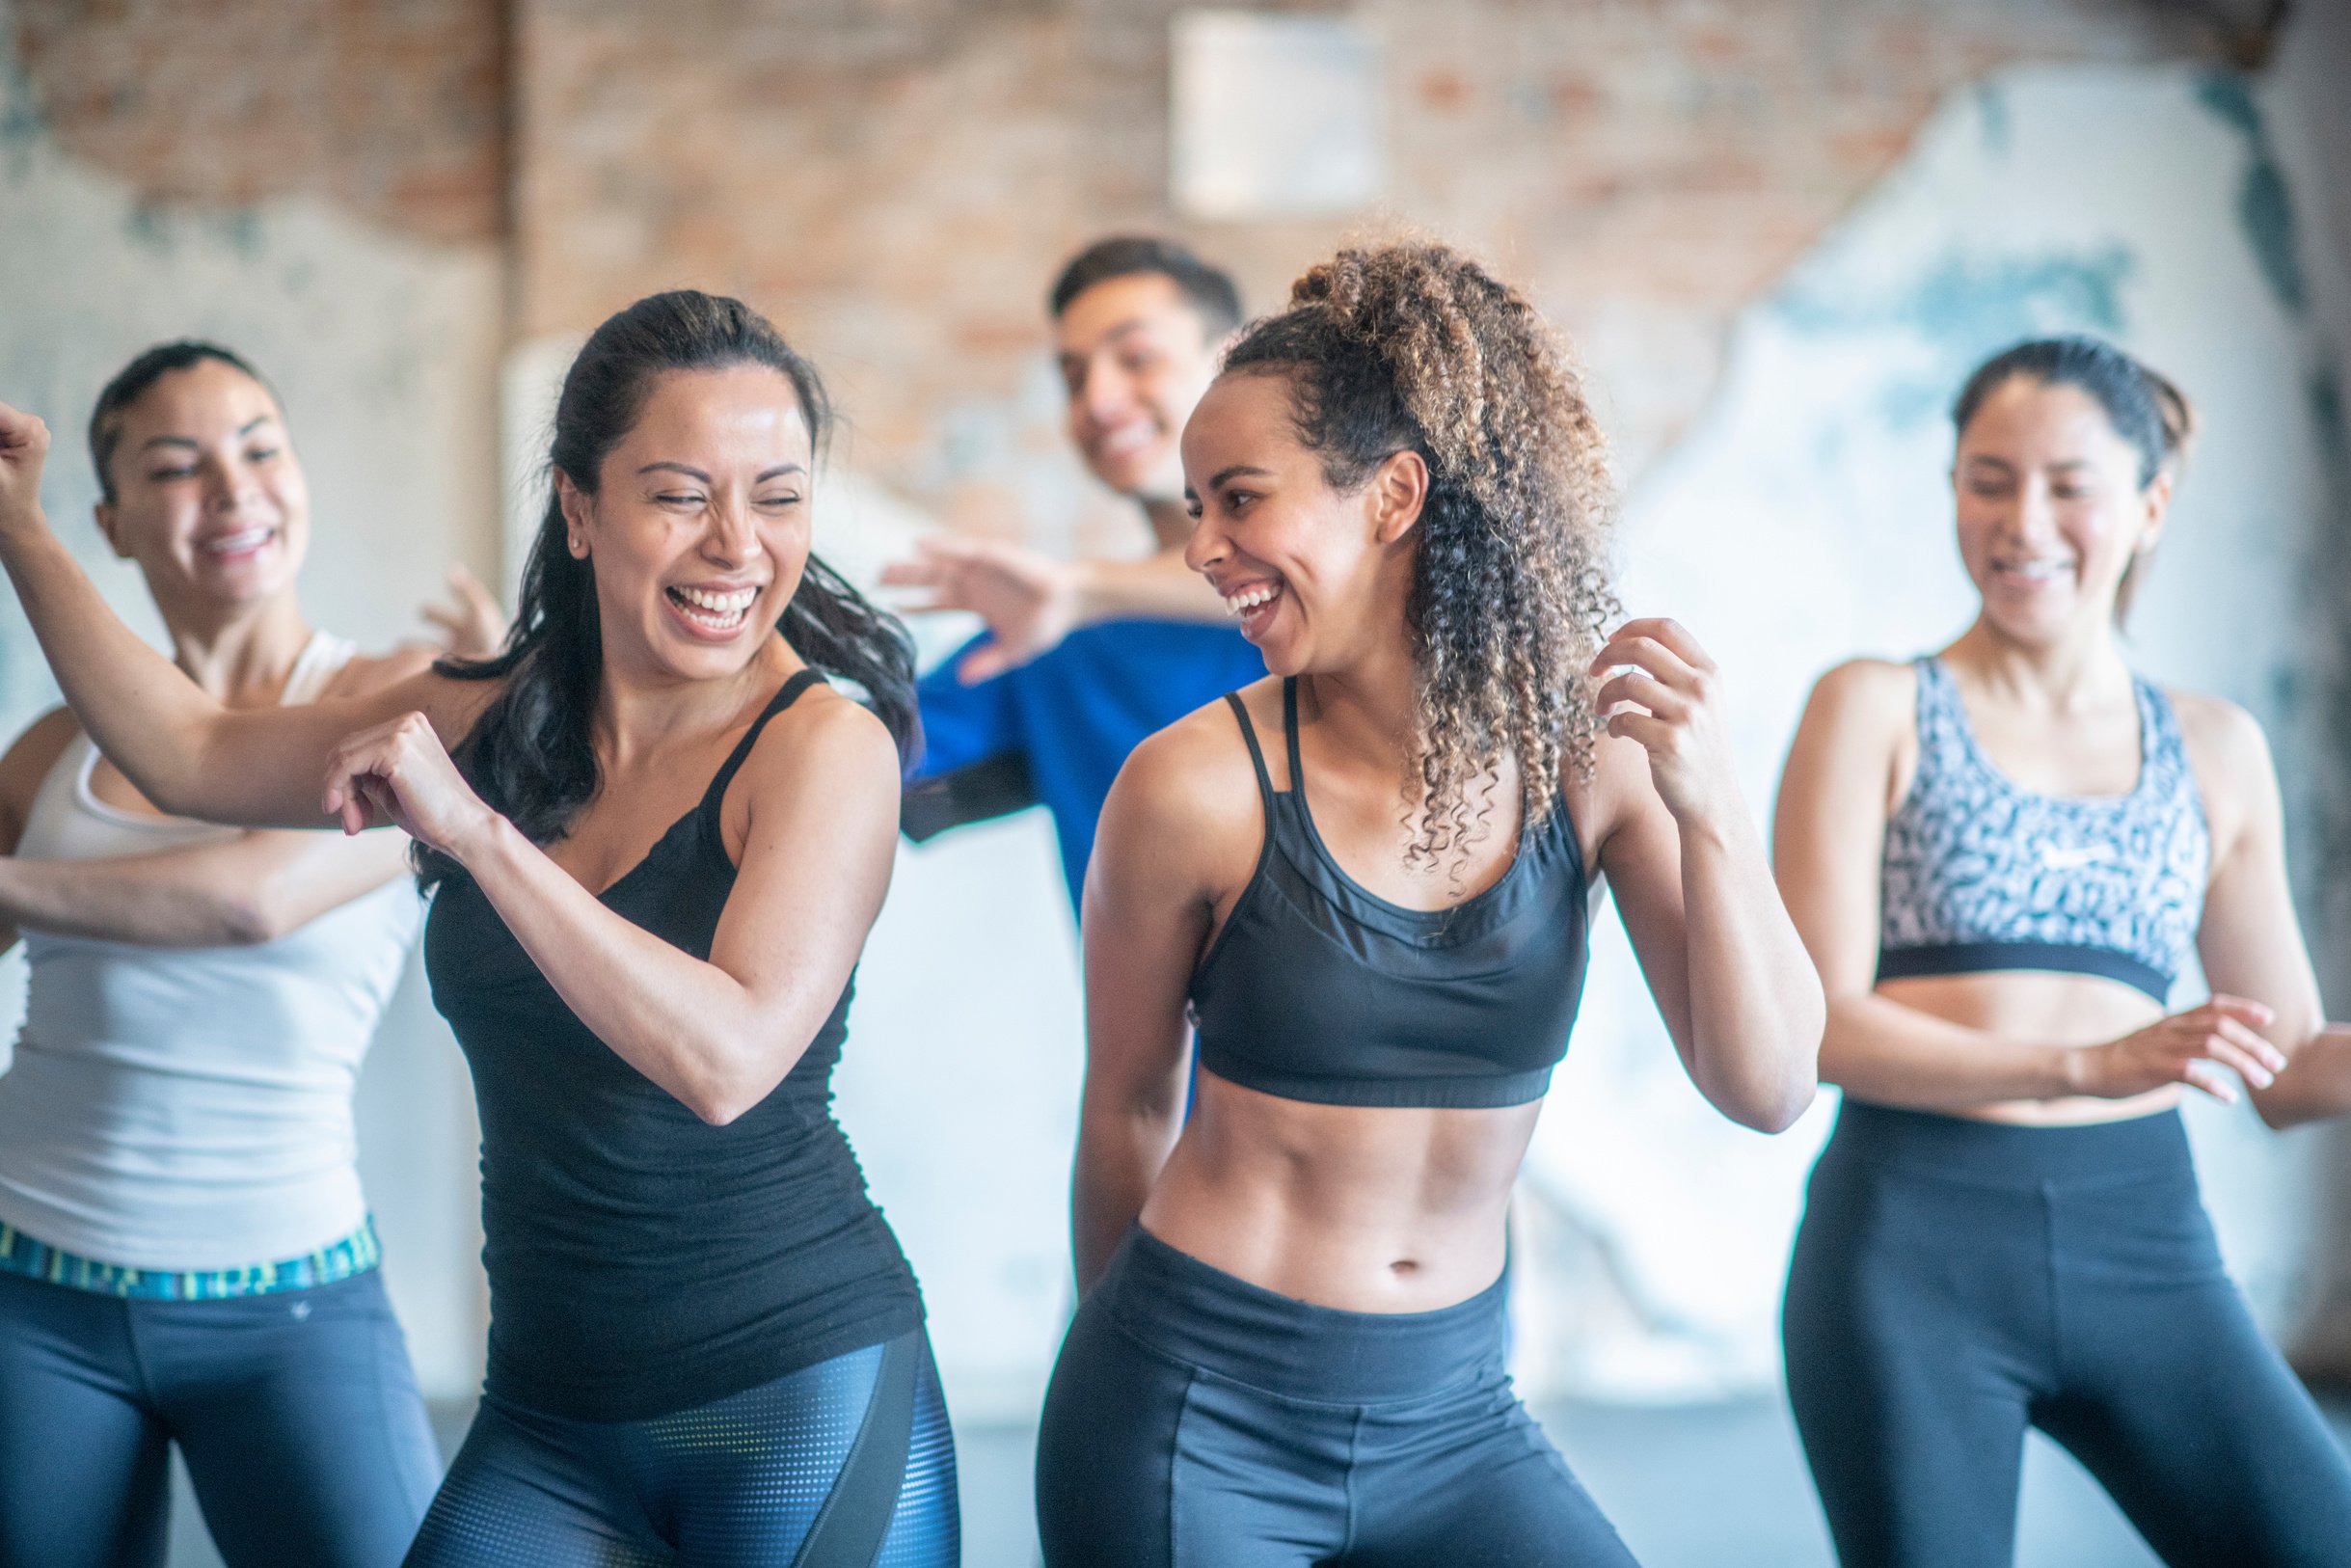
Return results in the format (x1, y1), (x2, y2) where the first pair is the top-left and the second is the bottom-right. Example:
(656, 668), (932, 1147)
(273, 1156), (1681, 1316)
(403, 1330), (958, 1568)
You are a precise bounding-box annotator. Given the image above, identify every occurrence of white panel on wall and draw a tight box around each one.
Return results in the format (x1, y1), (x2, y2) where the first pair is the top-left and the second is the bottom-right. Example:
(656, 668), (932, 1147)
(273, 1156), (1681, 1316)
(1171, 9), (1384, 220)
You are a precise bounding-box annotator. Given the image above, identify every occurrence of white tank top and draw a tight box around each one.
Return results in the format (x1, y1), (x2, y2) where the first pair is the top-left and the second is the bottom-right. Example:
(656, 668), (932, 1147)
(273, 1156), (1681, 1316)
(0, 632), (423, 1269)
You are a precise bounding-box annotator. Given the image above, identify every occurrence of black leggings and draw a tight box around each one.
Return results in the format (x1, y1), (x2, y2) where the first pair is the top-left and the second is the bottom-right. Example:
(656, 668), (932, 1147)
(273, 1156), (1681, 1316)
(403, 1330), (958, 1567)
(1783, 1101), (2351, 1568)
(1035, 1228), (1638, 1568)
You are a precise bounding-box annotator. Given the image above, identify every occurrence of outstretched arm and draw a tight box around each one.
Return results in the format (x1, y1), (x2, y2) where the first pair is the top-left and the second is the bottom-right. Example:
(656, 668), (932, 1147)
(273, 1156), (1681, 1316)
(883, 534), (1225, 683)
(1774, 662), (2284, 1111)
(0, 401), (478, 826)
(321, 679), (900, 1125)
(1590, 618), (1822, 1133)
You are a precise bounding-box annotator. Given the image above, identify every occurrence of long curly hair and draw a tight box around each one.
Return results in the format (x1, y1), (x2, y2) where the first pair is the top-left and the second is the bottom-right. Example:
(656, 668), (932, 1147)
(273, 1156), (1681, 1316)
(1224, 240), (1619, 866)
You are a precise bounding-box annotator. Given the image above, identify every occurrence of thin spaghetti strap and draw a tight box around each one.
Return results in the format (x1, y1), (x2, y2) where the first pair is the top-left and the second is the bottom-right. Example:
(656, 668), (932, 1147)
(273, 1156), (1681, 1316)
(1225, 692), (1276, 803)
(702, 669), (826, 815)
(1282, 676), (1305, 792)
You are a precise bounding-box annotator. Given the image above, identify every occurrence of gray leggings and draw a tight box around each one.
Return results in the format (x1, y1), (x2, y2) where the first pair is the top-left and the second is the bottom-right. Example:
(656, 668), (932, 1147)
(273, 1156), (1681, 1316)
(1784, 1101), (2351, 1568)
(1035, 1228), (1638, 1568)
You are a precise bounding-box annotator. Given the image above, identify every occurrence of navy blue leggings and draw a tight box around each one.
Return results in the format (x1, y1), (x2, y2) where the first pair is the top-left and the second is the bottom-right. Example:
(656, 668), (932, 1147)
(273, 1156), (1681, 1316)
(404, 1329), (959, 1567)
(1784, 1101), (2351, 1568)
(1037, 1228), (1637, 1567)
(0, 1265), (441, 1568)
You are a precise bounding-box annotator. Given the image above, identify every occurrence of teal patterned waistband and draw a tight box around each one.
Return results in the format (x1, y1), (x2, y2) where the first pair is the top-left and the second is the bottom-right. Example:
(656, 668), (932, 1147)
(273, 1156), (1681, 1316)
(0, 1218), (381, 1300)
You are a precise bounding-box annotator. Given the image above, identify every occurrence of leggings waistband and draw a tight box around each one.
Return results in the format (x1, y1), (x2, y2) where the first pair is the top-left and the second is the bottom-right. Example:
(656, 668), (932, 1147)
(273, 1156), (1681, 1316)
(1093, 1227), (1506, 1404)
(1824, 1098), (2195, 1186)
(0, 1217), (382, 1300)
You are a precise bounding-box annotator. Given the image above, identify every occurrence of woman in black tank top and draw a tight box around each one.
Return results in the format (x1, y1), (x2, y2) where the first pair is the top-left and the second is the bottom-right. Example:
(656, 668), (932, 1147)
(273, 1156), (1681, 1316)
(1033, 242), (1824, 1567)
(0, 295), (958, 1566)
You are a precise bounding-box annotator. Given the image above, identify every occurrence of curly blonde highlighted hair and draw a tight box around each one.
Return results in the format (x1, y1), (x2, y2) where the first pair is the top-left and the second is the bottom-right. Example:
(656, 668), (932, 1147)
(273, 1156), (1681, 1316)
(1224, 240), (1619, 865)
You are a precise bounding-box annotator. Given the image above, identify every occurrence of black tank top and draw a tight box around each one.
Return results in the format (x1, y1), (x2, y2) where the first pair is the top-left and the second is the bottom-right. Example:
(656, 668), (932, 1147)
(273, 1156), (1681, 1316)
(1186, 679), (1592, 1109)
(424, 670), (921, 1421)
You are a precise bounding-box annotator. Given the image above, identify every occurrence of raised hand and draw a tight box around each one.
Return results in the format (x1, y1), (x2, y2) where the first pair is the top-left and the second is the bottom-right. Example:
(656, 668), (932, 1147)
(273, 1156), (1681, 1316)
(419, 563), (510, 660)
(0, 400), (53, 536)
(321, 711), (496, 859)
(880, 533), (1077, 683)
(2071, 995), (2285, 1105)
(1590, 617), (1743, 828)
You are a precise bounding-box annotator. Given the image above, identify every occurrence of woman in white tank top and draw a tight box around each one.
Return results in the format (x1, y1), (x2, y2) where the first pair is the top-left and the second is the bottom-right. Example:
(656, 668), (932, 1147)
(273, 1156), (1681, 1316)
(0, 343), (501, 1568)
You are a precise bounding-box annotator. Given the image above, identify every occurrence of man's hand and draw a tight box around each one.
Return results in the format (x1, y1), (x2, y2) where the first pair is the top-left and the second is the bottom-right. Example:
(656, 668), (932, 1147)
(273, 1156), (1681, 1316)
(883, 535), (1080, 683)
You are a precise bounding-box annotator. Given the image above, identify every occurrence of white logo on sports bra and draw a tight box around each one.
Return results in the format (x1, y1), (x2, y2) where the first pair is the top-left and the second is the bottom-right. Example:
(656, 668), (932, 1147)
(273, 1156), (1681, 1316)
(2040, 842), (2117, 870)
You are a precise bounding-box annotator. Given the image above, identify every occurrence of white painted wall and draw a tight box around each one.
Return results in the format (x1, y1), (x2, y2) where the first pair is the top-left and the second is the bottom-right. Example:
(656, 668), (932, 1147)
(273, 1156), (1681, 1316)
(0, 17), (503, 1398)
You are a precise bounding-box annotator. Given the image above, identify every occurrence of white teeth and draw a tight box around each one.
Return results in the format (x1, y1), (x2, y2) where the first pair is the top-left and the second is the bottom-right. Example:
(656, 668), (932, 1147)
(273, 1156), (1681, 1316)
(1223, 583), (1281, 614)
(1999, 559), (2067, 581)
(673, 585), (756, 613)
(201, 527), (271, 555)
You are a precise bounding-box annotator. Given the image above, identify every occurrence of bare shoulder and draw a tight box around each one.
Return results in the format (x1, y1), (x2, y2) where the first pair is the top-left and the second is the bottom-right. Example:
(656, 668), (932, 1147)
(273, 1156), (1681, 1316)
(2166, 688), (2267, 762)
(1111, 679), (1270, 843)
(750, 680), (901, 795)
(2165, 688), (2275, 823)
(1805, 657), (1916, 730)
(0, 707), (83, 844)
(1091, 682), (1269, 915)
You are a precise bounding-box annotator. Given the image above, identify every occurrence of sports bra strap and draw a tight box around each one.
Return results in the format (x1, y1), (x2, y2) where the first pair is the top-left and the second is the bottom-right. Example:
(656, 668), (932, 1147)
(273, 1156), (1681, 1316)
(1224, 691), (1276, 804)
(1282, 676), (1306, 791)
(701, 669), (826, 816)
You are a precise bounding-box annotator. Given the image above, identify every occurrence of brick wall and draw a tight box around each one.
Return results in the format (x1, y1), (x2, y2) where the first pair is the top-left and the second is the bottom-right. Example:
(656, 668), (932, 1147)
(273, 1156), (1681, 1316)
(511, 0), (2227, 535)
(12, 1), (2235, 512)
(13, 0), (505, 245)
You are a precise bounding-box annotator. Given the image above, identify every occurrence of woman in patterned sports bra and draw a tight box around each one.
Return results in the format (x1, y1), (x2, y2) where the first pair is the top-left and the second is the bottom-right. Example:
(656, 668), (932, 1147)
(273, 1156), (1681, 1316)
(1034, 242), (1824, 1566)
(1774, 336), (2351, 1568)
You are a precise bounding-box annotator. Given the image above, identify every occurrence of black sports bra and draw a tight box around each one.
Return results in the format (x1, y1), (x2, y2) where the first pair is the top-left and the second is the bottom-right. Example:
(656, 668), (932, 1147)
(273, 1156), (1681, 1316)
(1185, 679), (1592, 1110)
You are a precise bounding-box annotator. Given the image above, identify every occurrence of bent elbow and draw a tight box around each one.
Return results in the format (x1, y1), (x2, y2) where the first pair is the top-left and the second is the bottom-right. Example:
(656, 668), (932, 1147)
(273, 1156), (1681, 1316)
(679, 1051), (794, 1127)
(1700, 1055), (1818, 1135)
(214, 893), (284, 947)
(1743, 1079), (1818, 1135)
(2254, 1093), (2319, 1134)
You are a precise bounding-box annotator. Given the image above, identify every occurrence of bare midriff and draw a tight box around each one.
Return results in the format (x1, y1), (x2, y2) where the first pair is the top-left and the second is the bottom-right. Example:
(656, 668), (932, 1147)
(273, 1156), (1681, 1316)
(1876, 968), (2181, 1125)
(1138, 1067), (1542, 1313)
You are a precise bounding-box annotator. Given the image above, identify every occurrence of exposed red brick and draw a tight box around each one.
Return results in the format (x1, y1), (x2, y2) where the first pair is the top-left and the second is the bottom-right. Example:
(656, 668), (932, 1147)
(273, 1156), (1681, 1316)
(13, 0), (506, 246)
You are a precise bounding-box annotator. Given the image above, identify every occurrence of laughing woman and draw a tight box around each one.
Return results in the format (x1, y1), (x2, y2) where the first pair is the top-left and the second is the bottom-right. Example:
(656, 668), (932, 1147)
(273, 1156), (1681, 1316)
(1774, 336), (2351, 1567)
(1033, 242), (1824, 1567)
(0, 292), (957, 1567)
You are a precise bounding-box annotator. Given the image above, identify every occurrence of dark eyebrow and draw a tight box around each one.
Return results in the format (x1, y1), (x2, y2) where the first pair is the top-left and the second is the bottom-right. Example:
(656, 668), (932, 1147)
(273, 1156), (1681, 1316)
(238, 415), (274, 437)
(1208, 464), (1274, 489)
(637, 462), (712, 482)
(138, 436), (201, 454)
(755, 463), (807, 483)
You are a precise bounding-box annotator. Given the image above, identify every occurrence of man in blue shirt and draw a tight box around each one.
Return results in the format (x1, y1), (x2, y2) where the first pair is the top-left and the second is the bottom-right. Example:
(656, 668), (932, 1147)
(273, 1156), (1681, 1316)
(892, 238), (1265, 910)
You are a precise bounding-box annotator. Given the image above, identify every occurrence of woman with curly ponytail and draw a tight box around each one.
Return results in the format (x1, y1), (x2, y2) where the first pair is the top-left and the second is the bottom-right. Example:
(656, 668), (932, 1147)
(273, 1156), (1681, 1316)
(0, 292), (957, 1565)
(1035, 241), (1822, 1564)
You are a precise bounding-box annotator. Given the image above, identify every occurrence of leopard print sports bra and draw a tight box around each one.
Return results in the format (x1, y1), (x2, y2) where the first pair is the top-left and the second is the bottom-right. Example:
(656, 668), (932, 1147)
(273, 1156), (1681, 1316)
(1876, 657), (2209, 1005)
